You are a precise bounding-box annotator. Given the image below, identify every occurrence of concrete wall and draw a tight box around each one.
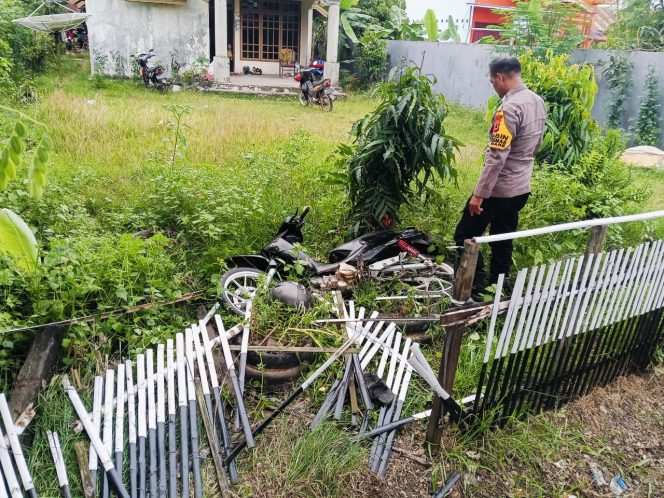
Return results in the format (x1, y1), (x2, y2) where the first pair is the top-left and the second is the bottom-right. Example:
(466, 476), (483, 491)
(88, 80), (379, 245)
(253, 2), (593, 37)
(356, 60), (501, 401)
(387, 41), (664, 144)
(87, 0), (211, 76)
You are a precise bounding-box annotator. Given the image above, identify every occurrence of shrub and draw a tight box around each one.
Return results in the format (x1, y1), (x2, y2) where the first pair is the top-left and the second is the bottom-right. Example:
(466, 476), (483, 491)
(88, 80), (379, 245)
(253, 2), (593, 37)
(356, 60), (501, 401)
(519, 51), (599, 168)
(602, 54), (633, 130)
(339, 64), (459, 232)
(356, 32), (388, 86)
(633, 65), (662, 147)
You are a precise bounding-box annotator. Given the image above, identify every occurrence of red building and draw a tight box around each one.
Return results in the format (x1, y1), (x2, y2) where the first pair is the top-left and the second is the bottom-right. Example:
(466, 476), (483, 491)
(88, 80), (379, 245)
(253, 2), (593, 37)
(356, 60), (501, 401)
(468, 0), (514, 43)
(467, 0), (613, 46)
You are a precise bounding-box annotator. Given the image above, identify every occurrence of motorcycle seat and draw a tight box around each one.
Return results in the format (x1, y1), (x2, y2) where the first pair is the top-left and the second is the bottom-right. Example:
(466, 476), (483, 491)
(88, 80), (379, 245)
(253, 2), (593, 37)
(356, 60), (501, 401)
(312, 79), (325, 87)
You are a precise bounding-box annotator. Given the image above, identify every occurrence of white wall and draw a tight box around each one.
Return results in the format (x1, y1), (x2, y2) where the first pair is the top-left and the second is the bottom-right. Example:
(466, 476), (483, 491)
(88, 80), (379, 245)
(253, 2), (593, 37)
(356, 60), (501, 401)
(87, 0), (210, 76)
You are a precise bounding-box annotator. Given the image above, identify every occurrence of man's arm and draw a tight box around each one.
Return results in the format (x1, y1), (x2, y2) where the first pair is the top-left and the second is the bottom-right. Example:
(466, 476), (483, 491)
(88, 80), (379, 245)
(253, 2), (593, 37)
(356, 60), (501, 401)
(473, 106), (519, 203)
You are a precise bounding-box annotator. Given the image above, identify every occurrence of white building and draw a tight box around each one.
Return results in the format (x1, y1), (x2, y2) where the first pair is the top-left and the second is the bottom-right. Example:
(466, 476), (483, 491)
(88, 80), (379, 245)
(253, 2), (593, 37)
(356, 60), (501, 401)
(86, 0), (342, 83)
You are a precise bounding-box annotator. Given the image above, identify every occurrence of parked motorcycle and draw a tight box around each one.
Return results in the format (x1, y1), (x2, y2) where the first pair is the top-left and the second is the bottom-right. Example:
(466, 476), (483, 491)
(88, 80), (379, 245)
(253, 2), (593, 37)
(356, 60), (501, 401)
(295, 66), (335, 111)
(133, 50), (170, 93)
(220, 207), (454, 315)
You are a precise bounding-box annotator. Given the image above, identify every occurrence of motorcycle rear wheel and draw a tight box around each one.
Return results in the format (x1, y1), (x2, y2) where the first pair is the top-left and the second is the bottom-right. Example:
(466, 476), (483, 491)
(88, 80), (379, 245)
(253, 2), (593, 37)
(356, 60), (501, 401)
(220, 267), (265, 316)
(320, 95), (333, 112)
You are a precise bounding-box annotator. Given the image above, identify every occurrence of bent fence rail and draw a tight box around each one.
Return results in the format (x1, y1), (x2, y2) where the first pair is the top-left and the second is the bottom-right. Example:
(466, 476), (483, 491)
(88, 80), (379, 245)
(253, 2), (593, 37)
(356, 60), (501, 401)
(426, 210), (664, 447)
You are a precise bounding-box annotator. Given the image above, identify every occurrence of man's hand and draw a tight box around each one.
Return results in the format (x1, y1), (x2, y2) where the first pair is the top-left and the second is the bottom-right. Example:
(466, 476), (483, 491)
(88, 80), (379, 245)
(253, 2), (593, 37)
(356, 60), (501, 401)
(469, 195), (484, 217)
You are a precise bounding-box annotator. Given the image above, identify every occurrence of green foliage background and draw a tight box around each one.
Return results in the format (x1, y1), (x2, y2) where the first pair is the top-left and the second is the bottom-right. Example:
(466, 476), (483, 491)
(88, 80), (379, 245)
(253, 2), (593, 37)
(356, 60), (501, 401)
(0, 0), (53, 96)
(519, 51), (599, 168)
(634, 65), (662, 147)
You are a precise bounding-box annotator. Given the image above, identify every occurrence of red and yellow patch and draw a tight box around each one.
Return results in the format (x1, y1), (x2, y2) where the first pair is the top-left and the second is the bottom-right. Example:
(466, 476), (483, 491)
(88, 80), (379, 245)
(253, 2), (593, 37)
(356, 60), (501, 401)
(490, 110), (513, 150)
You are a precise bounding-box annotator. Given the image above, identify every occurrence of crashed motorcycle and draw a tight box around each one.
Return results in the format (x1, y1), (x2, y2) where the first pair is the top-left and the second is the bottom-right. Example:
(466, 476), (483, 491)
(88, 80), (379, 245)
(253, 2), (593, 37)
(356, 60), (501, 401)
(219, 207), (454, 315)
(295, 66), (335, 111)
(133, 50), (170, 93)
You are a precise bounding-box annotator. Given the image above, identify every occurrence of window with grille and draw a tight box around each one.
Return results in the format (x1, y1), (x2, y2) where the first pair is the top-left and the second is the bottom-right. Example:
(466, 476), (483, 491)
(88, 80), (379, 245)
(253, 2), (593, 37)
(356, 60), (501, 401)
(240, 1), (300, 61)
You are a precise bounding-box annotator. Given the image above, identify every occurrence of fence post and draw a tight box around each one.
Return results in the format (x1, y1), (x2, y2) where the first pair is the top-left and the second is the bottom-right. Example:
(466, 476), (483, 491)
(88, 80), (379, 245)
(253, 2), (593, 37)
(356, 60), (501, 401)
(585, 225), (608, 256)
(425, 239), (479, 449)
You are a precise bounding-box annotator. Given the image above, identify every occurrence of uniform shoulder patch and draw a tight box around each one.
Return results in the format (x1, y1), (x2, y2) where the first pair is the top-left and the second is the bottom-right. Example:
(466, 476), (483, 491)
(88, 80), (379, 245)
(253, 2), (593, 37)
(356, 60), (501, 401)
(490, 110), (513, 150)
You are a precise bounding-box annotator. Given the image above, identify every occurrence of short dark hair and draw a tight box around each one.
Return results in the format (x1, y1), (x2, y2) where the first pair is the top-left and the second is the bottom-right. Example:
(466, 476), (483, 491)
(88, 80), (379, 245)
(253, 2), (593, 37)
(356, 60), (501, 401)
(489, 57), (522, 76)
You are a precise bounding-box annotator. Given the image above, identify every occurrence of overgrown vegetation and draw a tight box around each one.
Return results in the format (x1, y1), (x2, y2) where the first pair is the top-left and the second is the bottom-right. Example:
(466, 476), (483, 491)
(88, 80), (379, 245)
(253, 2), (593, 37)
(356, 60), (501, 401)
(0, 0), (53, 97)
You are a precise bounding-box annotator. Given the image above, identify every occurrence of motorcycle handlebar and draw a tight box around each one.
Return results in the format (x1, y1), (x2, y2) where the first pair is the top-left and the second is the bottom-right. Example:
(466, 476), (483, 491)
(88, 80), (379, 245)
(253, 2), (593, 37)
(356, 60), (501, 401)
(299, 206), (310, 221)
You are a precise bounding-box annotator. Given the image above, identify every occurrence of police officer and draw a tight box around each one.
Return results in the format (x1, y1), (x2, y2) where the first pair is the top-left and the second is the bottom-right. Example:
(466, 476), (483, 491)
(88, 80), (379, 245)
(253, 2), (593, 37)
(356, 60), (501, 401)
(453, 57), (547, 295)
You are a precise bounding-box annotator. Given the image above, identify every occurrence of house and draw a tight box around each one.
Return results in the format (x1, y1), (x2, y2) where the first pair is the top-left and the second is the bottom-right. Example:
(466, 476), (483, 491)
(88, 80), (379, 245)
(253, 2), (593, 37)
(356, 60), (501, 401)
(86, 0), (341, 83)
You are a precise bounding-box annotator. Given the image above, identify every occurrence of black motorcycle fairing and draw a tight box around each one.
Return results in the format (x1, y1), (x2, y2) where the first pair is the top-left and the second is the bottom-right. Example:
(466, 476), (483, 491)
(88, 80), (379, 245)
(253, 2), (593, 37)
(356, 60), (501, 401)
(226, 255), (272, 271)
(328, 228), (435, 265)
(276, 218), (304, 244)
(263, 238), (319, 271)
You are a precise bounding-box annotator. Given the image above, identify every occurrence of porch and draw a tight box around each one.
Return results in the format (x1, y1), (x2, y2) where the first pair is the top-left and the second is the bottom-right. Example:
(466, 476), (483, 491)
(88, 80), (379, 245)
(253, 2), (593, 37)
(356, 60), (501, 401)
(212, 0), (341, 84)
(206, 73), (301, 97)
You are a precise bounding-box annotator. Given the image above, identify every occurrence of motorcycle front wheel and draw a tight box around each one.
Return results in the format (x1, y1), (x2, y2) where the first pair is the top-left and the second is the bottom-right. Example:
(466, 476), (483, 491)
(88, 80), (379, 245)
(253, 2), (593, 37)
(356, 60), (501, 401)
(320, 94), (333, 112)
(220, 267), (265, 316)
(298, 90), (309, 106)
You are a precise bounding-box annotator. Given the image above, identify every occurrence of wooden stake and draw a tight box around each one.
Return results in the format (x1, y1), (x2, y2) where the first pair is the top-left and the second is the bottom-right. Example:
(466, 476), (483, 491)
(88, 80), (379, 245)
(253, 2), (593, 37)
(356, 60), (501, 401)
(74, 442), (95, 498)
(426, 239), (478, 449)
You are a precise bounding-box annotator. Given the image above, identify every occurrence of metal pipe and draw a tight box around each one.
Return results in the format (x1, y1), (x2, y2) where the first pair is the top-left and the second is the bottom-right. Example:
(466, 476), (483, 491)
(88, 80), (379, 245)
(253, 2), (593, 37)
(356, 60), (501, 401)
(204, 318), (240, 483)
(185, 329), (204, 498)
(474, 210), (664, 244)
(236, 301), (252, 432)
(46, 431), (71, 498)
(0, 394), (36, 498)
(215, 316), (255, 449)
(166, 340), (177, 498)
(62, 375), (130, 498)
(146, 349), (158, 498)
(102, 369), (115, 498)
(0, 419), (21, 498)
(175, 334), (190, 498)
(156, 345), (167, 497)
(136, 354), (147, 498)
(88, 376), (104, 496)
(125, 360), (137, 498)
(114, 363), (126, 482)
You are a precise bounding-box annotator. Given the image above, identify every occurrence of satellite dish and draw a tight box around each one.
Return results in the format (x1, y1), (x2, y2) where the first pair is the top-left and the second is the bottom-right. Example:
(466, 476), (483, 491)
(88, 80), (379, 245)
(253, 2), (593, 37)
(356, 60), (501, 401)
(12, 1), (90, 34)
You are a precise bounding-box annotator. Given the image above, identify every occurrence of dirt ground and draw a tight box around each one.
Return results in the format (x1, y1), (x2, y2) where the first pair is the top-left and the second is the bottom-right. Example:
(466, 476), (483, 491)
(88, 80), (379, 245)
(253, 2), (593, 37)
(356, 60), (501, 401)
(238, 368), (664, 498)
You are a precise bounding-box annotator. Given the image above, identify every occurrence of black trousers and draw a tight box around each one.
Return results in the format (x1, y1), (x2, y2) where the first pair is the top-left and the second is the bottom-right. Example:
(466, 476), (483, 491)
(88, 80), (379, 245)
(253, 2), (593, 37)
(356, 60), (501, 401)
(453, 193), (530, 290)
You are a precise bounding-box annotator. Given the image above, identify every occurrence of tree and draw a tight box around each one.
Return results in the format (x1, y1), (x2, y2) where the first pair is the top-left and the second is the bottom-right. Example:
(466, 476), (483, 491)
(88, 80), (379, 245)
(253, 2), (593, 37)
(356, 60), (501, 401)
(518, 51), (599, 167)
(339, 64), (459, 232)
(356, 0), (406, 24)
(604, 0), (664, 50)
(488, 0), (586, 57)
